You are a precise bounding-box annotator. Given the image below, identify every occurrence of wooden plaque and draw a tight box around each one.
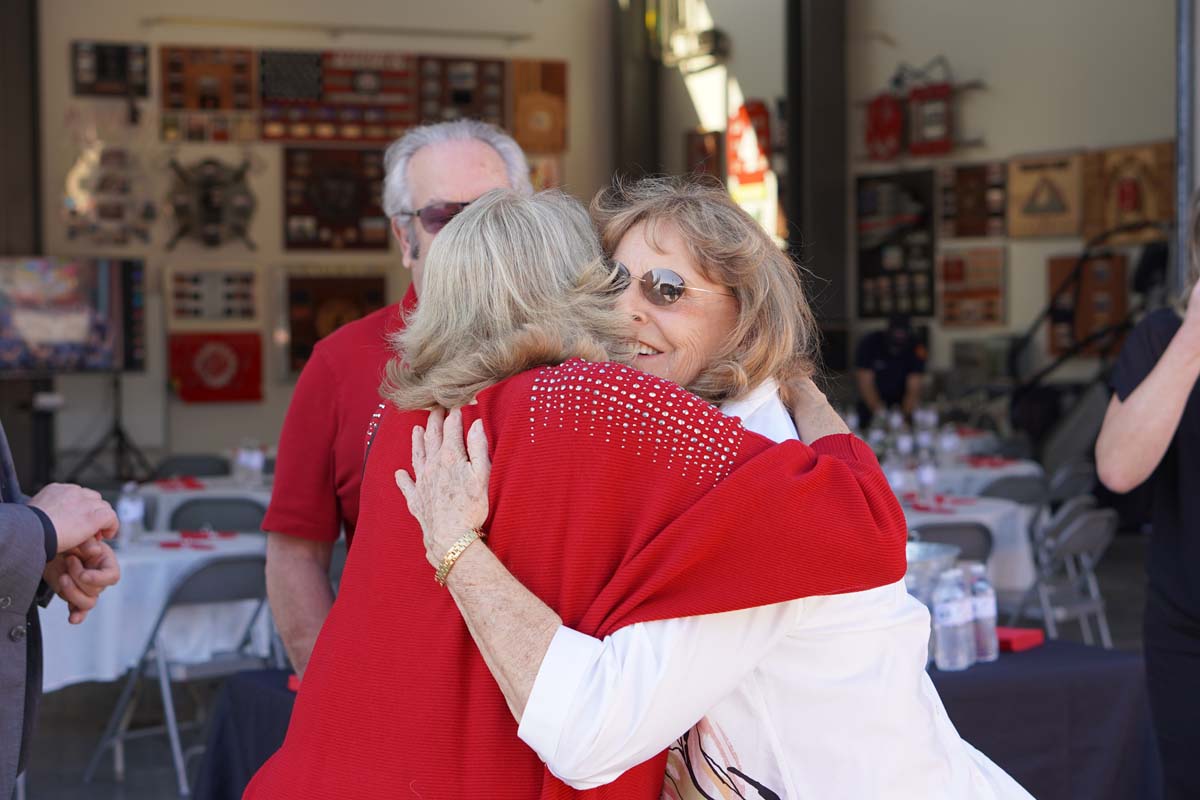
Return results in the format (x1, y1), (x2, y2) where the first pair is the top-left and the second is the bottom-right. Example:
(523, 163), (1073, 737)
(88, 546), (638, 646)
(511, 60), (567, 154)
(940, 162), (1006, 238)
(1082, 141), (1174, 244)
(939, 247), (1006, 328)
(1046, 252), (1128, 357)
(1007, 153), (1083, 238)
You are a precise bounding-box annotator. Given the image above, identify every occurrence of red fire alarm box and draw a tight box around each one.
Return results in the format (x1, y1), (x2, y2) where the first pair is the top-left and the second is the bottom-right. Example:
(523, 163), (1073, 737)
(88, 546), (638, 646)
(908, 82), (954, 156)
(866, 93), (905, 161)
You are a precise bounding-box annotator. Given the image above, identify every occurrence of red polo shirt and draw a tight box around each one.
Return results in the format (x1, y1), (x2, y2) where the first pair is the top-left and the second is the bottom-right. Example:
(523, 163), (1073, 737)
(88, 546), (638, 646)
(262, 286), (417, 546)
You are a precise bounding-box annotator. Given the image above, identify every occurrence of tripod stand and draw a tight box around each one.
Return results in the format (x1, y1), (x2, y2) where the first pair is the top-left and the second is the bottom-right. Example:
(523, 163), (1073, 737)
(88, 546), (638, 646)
(63, 371), (153, 483)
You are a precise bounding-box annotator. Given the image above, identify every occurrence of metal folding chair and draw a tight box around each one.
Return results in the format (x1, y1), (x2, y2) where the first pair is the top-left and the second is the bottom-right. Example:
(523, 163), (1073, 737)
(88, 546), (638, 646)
(979, 474), (1049, 507)
(152, 454), (231, 480)
(910, 521), (994, 563)
(1011, 508), (1117, 648)
(83, 555), (271, 796)
(168, 497), (267, 532)
(1047, 460), (1097, 507)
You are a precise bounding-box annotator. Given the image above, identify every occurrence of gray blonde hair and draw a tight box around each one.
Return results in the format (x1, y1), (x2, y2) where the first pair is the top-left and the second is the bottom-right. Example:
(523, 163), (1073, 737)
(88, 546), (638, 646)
(381, 120), (532, 218)
(591, 175), (819, 405)
(382, 190), (630, 409)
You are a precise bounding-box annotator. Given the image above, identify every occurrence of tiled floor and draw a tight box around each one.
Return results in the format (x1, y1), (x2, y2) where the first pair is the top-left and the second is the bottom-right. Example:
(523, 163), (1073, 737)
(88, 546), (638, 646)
(21, 534), (1153, 800)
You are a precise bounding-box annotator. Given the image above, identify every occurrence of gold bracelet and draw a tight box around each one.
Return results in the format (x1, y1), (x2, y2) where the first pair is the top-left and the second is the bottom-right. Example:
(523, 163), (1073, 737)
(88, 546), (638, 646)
(434, 528), (486, 586)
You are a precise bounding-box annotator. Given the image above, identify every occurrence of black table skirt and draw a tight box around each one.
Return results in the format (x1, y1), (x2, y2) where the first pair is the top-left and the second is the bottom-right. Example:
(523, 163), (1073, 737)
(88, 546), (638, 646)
(193, 641), (1161, 800)
(929, 641), (1161, 799)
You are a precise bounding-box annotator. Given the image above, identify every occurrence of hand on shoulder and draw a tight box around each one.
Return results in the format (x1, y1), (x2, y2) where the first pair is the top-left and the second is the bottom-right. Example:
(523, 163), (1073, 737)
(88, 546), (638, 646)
(785, 375), (850, 444)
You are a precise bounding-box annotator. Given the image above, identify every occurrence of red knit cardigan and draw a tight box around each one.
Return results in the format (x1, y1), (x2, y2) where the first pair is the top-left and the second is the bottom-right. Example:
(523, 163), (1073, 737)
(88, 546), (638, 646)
(245, 359), (907, 800)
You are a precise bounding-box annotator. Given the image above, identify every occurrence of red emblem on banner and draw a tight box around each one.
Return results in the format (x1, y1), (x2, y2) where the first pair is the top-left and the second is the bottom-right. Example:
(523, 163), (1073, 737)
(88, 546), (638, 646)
(908, 82), (954, 156)
(865, 94), (904, 161)
(168, 331), (263, 402)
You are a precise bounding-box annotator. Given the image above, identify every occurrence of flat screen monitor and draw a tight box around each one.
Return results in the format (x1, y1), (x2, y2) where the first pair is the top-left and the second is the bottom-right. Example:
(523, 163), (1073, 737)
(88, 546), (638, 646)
(0, 257), (146, 377)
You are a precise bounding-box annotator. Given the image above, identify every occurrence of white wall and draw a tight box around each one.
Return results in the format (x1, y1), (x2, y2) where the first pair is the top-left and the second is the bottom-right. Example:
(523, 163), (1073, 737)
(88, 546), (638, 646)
(38, 0), (612, 463)
(658, 0), (785, 174)
(847, 0), (1176, 375)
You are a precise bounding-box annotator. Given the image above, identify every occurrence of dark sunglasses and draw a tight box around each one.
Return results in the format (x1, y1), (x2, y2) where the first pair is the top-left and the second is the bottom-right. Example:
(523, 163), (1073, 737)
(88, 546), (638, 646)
(608, 260), (734, 307)
(398, 201), (471, 234)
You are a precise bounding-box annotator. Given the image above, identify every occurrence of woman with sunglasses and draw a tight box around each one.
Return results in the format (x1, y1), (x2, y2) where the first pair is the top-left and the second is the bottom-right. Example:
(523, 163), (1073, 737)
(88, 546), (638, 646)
(396, 177), (1033, 799)
(247, 187), (914, 800)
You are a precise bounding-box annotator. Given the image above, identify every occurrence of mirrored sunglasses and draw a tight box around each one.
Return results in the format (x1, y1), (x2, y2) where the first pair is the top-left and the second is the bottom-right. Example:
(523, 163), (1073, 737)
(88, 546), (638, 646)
(609, 260), (734, 306)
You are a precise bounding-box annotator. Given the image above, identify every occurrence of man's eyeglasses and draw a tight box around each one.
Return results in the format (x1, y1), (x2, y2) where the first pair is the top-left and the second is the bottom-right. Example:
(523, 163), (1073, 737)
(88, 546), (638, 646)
(397, 201), (471, 234)
(608, 260), (735, 307)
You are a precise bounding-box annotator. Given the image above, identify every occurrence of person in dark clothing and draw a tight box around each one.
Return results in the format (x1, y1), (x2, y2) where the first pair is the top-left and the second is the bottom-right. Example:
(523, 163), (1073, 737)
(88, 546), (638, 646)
(1096, 267), (1200, 800)
(854, 314), (926, 426)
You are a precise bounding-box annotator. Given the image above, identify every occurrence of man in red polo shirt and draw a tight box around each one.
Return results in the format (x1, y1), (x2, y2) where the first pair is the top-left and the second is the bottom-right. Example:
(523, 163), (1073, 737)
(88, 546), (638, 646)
(263, 120), (532, 677)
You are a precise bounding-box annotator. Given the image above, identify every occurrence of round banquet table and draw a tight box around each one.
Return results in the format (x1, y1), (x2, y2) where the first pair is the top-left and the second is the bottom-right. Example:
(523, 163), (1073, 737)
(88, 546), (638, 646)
(932, 457), (1044, 497)
(38, 532), (271, 693)
(902, 494), (1037, 592)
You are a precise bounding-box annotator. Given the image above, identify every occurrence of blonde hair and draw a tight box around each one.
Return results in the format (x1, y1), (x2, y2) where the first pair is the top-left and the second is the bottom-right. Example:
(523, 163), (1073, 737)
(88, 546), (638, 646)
(382, 190), (630, 409)
(591, 175), (819, 405)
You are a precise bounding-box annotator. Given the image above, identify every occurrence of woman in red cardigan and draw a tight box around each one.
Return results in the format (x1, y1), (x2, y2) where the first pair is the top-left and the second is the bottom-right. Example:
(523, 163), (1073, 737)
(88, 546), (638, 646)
(245, 186), (908, 800)
(397, 178), (1032, 799)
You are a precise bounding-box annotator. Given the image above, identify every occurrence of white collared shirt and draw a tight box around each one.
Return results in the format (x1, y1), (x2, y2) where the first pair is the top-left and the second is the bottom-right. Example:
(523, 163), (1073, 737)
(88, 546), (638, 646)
(517, 383), (1033, 799)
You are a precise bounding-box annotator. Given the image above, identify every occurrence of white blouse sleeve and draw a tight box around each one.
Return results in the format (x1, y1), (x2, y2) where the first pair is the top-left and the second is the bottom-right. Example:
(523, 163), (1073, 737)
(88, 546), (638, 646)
(517, 599), (802, 790)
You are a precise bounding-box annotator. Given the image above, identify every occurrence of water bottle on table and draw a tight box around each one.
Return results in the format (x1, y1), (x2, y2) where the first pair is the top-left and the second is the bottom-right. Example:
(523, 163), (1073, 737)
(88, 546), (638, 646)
(967, 563), (1000, 662)
(931, 568), (976, 671)
(114, 481), (146, 548)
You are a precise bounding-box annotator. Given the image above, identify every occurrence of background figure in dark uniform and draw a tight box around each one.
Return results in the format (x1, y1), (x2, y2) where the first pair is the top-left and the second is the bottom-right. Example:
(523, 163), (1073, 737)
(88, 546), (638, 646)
(854, 314), (926, 427)
(1096, 260), (1200, 799)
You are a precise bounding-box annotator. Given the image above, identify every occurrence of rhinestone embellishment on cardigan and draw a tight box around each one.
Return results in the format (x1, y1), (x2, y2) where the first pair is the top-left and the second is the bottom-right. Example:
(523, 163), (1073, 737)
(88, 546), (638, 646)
(528, 360), (742, 487)
(366, 402), (386, 449)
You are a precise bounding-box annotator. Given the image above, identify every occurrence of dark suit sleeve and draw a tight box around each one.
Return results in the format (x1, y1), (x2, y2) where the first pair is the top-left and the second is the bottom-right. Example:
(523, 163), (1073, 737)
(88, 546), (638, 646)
(1, 504), (50, 615)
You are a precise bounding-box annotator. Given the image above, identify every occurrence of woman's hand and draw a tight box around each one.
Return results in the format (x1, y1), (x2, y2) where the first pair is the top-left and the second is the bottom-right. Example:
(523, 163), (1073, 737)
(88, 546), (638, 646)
(396, 407), (492, 570)
(786, 376), (851, 444)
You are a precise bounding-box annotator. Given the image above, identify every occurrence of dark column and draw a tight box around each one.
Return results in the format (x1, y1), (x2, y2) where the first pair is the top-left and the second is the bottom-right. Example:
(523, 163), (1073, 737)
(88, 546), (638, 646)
(0, 0), (52, 489)
(786, 0), (849, 369)
(611, 0), (661, 177)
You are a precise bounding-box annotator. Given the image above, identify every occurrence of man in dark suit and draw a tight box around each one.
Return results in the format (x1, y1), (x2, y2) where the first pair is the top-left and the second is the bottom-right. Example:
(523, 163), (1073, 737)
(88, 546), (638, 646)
(1, 420), (120, 797)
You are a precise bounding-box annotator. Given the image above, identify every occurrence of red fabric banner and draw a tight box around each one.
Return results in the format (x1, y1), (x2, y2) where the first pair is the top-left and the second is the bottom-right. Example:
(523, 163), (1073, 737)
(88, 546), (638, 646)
(168, 331), (262, 402)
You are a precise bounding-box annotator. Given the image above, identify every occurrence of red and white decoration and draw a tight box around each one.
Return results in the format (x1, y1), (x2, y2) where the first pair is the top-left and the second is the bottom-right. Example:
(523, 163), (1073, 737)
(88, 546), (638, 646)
(168, 331), (263, 402)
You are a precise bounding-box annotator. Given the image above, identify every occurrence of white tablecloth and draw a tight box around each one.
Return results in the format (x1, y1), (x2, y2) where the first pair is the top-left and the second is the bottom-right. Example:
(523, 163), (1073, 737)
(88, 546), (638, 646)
(955, 428), (1001, 456)
(903, 496), (1037, 593)
(932, 459), (1044, 497)
(137, 477), (274, 531)
(39, 533), (271, 693)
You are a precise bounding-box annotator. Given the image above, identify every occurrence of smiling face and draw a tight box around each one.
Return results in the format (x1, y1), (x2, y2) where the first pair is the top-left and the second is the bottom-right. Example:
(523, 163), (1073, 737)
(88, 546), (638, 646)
(613, 221), (739, 389)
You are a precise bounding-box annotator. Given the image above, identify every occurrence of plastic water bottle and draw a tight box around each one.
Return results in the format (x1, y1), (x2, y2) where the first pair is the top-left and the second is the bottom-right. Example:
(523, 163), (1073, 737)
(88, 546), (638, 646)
(114, 481), (146, 548)
(967, 563), (1000, 662)
(235, 440), (266, 486)
(916, 449), (939, 504)
(931, 568), (976, 671)
(936, 425), (963, 468)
